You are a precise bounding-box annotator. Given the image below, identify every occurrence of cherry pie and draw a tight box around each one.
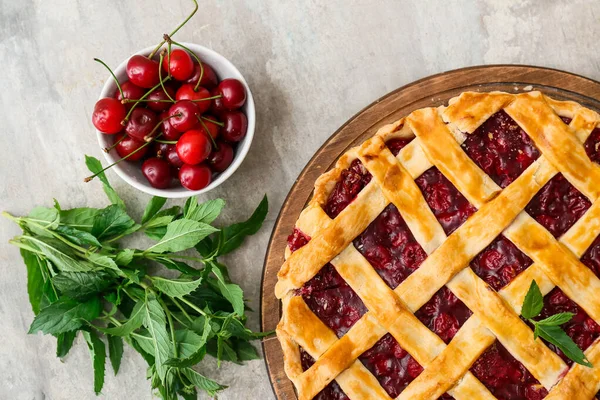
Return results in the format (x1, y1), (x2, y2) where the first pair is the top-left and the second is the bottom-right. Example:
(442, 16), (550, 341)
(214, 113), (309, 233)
(275, 91), (600, 400)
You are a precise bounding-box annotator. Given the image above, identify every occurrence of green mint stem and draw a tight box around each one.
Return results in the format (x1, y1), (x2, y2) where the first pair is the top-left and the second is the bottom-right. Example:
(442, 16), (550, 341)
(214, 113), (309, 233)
(170, 297), (194, 322)
(178, 296), (207, 316)
(148, 0), (199, 59)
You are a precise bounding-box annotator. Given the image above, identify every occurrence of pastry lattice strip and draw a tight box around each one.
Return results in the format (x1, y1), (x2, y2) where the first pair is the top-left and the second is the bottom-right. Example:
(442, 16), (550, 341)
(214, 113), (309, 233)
(276, 92), (600, 399)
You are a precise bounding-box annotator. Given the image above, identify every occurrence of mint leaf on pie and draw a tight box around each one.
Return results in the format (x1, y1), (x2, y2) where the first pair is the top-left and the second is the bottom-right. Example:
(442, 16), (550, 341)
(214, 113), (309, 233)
(536, 312), (574, 327)
(535, 324), (592, 367)
(521, 280), (543, 319)
(523, 280), (592, 367)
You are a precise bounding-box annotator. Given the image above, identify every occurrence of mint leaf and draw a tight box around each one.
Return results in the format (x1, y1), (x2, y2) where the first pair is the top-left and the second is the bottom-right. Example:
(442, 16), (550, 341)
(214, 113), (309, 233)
(114, 249), (135, 266)
(29, 297), (101, 335)
(184, 198), (225, 224)
(175, 329), (205, 359)
(212, 267), (244, 316)
(142, 196), (167, 224)
(82, 330), (106, 394)
(143, 215), (175, 230)
(99, 302), (145, 336)
(20, 236), (95, 272)
(182, 368), (226, 397)
(151, 276), (203, 298)
(59, 207), (99, 232)
(20, 249), (45, 315)
(85, 155), (125, 209)
(143, 292), (172, 381)
(55, 225), (102, 247)
(217, 195), (268, 255)
(52, 271), (112, 300)
(26, 207), (60, 236)
(107, 334), (124, 375)
(521, 280), (543, 319)
(153, 257), (201, 276)
(91, 205), (135, 241)
(537, 312), (574, 327)
(234, 340), (260, 361)
(146, 219), (218, 253)
(536, 324), (592, 367)
(87, 253), (121, 273)
(56, 330), (77, 358)
(166, 316), (212, 368)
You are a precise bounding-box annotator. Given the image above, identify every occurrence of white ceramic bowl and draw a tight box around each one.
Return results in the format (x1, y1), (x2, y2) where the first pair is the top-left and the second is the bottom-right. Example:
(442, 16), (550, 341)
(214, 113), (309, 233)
(96, 43), (255, 198)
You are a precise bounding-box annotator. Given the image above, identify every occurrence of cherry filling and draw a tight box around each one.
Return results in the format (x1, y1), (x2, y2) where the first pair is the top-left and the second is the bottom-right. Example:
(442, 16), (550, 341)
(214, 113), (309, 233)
(298, 264), (367, 338)
(415, 287), (472, 344)
(582, 235), (600, 279)
(353, 204), (427, 289)
(287, 227), (311, 252)
(470, 235), (533, 291)
(386, 137), (414, 157)
(288, 229), (367, 338)
(525, 173), (591, 238)
(532, 288), (600, 365)
(358, 334), (423, 398)
(300, 348), (349, 400)
(584, 125), (600, 164)
(471, 341), (548, 400)
(461, 110), (541, 188)
(415, 167), (477, 235)
(322, 138), (413, 220)
(324, 159), (372, 219)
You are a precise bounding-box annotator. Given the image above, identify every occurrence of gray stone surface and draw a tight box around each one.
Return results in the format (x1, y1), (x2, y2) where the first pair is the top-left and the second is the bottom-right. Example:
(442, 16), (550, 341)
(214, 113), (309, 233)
(1, 0), (600, 399)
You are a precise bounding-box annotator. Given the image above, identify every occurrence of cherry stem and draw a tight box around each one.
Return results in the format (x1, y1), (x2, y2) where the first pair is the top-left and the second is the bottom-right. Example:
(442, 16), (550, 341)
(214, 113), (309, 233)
(198, 116), (218, 150)
(158, 50), (175, 102)
(122, 76), (172, 123)
(201, 116), (224, 127)
(169, 39), (204, 91)
(155, 139), (178, 144)
(148, 0), (199, 59)
(104, 134), (126, 153)
(144, 115), (180, 142)
(94, 58), (123, 98)
(84, 132), (164, 182)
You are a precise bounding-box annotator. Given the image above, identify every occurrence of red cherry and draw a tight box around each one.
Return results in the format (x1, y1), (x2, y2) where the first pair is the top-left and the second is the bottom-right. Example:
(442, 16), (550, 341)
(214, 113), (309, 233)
(126, 55), (160, 88)
(175, 84), (211, 115)
(165, 145), (184, 168)
(185, 62), (218, 89)
(159, 111), (182, 141)
(198, 115), (221, 139)
(217, 78), (246, 110)
(142, 158), (173, 189)
(115, 81), (145, 110)
(146, 86), (176, 111)
(221, 111), (248, 142)
(207, 141), (234, 172)
(210, 87), (227, 116)
(168, 100), (200, 132)
(115, 133), (148, 161)
(125, 108), (158, 141)
(162, 49), (194, 81)
(92, 98), (126, 134)
(179, 164), (212, 190)
(176, 129), (212, 165)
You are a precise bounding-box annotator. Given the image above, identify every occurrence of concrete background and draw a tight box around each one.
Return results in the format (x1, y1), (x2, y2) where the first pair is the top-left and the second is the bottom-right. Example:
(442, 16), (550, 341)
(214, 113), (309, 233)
(1, 0), (600, 398)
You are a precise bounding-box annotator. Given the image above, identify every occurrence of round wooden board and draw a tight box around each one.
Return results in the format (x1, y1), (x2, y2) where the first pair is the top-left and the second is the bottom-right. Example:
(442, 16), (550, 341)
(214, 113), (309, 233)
(260, 65), (600, 400)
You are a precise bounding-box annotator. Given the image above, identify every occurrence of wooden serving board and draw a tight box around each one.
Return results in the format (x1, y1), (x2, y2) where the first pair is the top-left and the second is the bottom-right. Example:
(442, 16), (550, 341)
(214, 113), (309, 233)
(259, 65), (600, 400)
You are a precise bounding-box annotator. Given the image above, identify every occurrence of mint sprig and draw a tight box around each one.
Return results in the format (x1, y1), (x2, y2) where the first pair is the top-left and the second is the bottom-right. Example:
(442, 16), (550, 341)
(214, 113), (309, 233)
(522, 280), (592, 367)
(4, 155), (271, 399)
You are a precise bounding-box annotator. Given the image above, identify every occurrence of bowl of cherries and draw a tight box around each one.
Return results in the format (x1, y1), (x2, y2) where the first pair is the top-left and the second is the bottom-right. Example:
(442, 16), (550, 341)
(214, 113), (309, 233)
(92, 41), (255, 197)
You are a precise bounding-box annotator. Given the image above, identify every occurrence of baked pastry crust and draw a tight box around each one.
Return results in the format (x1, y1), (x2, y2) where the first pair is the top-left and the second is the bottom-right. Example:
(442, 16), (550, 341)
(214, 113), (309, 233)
(275, 91), (600, 400)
